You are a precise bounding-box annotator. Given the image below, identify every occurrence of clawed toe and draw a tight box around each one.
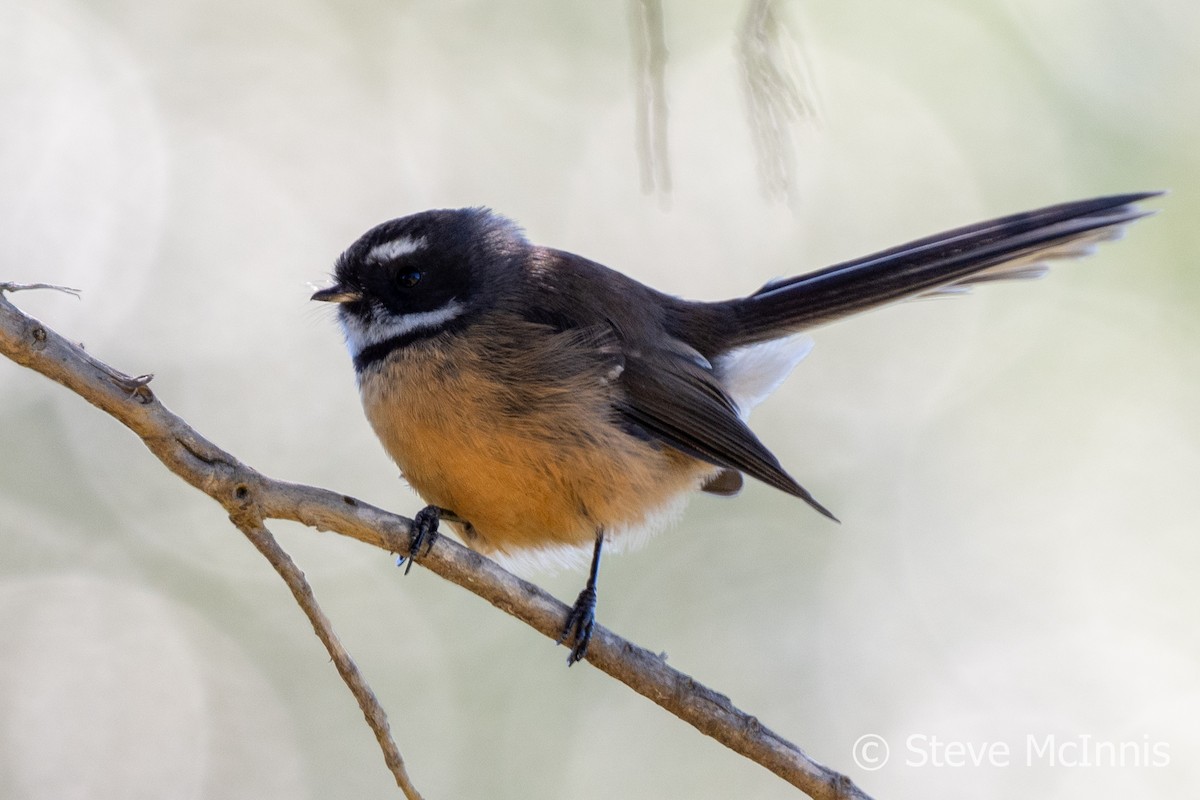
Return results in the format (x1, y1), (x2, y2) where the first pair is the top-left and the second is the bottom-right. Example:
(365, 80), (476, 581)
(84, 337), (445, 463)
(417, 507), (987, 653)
(557, 585), (597, 666)
(398, 505), (442, 574)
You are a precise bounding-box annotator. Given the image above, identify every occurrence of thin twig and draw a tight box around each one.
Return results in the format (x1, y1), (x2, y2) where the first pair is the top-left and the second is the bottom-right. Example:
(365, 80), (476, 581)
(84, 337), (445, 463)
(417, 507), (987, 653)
(0, 281), (82, 297)
(629, 0), (672, 200)
(0, 285), (875, 800)
(737, 0), (821, 204)
(231, 516), (424, 800)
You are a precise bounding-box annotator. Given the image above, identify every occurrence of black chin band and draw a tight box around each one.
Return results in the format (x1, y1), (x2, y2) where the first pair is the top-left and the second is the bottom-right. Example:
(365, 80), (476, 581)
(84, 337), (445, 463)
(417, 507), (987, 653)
(352, 315), (470, 372)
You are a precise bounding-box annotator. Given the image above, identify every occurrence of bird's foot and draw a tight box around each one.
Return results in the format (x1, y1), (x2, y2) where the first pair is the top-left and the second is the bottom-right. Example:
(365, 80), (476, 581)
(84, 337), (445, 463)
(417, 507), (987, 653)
(397, 505), (442, 574)
(557, 584), (597, 666)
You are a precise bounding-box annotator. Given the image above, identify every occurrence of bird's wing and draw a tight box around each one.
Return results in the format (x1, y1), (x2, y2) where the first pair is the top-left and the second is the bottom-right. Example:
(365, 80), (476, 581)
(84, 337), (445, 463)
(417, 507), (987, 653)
(616, 342), (836, 520)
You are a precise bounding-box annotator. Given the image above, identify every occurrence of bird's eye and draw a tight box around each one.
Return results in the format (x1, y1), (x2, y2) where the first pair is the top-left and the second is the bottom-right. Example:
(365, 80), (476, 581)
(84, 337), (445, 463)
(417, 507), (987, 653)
(396, 271), (422, 289)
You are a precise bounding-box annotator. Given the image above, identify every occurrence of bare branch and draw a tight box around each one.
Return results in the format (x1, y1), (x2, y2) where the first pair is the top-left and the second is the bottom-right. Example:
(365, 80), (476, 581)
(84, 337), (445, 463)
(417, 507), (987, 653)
(0, 285), (875, 800)
(230, 516), (424, 800)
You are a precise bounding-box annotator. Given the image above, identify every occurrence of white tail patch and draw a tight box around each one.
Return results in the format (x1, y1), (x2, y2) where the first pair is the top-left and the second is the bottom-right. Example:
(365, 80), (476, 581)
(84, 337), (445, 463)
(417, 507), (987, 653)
(714, 333), (814, 420)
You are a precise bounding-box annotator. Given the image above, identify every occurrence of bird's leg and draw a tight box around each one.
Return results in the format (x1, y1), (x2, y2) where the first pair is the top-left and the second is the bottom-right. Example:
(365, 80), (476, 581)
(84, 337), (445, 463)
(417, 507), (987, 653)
(558, 531), (604, 666)
(397, 505), (448, 574)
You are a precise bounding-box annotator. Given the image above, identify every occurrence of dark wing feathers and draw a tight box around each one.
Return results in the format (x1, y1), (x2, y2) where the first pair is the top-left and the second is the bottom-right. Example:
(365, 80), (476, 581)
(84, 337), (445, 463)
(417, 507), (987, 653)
(518, 253), (834, 518)
(617, 347), (836, 520)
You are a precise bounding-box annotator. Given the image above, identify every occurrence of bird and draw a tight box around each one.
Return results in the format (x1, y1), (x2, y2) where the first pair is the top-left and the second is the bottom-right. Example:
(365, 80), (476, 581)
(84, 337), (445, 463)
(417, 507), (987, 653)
(312, 191), (1158, 665)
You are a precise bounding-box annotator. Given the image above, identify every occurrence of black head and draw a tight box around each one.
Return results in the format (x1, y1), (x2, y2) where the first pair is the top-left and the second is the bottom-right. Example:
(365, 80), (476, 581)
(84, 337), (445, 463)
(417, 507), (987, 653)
(312, 207), (529, 369)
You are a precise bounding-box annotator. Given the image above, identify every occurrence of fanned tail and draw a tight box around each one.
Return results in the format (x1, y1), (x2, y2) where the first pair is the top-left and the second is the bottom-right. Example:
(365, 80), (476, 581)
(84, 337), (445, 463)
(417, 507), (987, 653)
(725, 192), (1161, 346)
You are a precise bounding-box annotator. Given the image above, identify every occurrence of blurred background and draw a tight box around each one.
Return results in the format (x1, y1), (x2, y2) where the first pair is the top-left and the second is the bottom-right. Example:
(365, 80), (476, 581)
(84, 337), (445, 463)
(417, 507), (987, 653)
(1, 0), (1196, 798)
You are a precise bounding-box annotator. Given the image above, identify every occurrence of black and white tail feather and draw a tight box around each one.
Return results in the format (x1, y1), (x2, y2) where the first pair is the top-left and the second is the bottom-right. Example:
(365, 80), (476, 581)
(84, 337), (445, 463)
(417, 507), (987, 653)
(721, 192), (1160, 347)
(697, 191), (1160, 523)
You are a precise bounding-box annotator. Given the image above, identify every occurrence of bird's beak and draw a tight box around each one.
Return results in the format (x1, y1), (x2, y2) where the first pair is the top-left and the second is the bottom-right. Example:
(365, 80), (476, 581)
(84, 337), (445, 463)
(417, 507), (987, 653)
(311, 285), (362, 303)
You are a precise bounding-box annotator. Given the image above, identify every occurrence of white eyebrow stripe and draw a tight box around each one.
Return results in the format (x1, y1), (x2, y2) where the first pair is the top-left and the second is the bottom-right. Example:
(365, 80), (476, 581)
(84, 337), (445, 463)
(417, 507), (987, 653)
(366, 236), (426, 264)
(341, 300), (465, 356)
